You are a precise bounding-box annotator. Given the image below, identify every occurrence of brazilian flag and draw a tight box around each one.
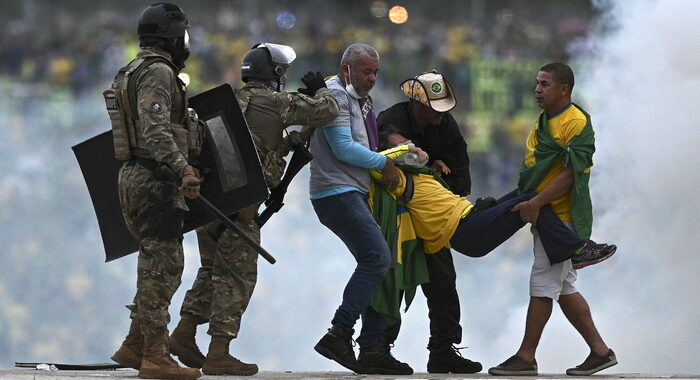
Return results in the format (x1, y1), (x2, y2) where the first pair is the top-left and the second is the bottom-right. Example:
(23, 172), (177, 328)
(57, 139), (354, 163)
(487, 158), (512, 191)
(518, 103), (595, 239)
(369, 166), (448, 325)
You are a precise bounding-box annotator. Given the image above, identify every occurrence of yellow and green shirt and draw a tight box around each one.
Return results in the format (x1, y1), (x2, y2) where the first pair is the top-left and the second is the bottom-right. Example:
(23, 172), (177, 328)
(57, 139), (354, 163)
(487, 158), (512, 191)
(370, 145), (473, 254)
(522, 104), (591, 222)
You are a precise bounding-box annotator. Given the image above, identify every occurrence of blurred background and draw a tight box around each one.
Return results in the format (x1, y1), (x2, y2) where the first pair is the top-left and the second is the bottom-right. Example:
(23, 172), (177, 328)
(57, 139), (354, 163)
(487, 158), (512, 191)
(1, 0), (698, 374)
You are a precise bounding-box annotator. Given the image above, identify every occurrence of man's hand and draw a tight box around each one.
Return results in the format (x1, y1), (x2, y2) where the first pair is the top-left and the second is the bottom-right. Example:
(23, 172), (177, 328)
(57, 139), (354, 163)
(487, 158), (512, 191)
(511, 200), (541, 224)
(286, 130), (307, 147)
(431, 159), (451, 175)
(180, 165), (201, 199)
(297, 71), (326, 96)
(376, 157), (399, 188)
(408, 146), (429, 163)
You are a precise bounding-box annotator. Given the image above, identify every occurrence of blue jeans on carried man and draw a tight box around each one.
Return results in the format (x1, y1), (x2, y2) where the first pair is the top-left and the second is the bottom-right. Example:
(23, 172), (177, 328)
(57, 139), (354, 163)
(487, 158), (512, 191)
(312, 190), (391, 348)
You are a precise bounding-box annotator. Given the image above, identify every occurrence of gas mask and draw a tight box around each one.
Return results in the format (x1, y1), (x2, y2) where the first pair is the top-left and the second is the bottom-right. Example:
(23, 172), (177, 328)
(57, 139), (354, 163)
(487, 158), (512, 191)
(171, 31), (190, 70)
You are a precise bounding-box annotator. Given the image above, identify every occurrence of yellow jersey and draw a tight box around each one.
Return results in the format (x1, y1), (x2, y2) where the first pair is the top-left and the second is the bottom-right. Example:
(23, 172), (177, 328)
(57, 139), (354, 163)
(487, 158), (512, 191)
(522, 104), (591, 221)
(386, 171), (472, 254)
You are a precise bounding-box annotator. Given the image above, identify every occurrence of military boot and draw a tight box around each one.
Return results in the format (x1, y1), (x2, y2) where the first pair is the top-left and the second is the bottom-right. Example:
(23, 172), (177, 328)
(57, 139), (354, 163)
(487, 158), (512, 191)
(139, 331), (201, 379)
(169, 314), (205, 368)
(111, 318), (143, 370)
(202, 335), (258, 376)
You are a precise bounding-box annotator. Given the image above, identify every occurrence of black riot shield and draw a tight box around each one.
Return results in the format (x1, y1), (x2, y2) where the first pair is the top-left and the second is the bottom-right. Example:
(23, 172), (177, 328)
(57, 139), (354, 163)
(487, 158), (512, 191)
(73, 83), (268, 261)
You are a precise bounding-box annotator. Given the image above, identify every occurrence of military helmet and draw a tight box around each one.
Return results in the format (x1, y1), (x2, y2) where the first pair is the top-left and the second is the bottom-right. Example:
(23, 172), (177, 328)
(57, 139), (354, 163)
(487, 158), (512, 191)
(241, 43), (296, 82)
(137, 3), (189, 39)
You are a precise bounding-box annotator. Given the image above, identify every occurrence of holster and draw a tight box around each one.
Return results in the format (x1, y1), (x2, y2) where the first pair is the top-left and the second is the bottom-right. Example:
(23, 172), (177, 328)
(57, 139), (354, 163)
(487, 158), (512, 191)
(133, 162), (184, 240)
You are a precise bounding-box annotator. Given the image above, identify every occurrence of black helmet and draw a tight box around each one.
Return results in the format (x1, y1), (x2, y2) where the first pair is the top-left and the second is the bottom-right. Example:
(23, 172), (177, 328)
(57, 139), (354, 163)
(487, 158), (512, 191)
(241, 43), (296, 83)
(137, 3), (189, 39)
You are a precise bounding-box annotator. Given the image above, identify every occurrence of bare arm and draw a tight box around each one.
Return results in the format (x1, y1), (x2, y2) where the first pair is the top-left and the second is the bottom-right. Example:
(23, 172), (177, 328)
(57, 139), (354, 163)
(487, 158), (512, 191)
(511, 165), (573, 223)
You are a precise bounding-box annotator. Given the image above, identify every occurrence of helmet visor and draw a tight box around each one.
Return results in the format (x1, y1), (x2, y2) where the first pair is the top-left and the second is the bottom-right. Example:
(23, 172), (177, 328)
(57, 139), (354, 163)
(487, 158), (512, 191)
(255, 42), (296, 65)
(184, 30), (190, 50)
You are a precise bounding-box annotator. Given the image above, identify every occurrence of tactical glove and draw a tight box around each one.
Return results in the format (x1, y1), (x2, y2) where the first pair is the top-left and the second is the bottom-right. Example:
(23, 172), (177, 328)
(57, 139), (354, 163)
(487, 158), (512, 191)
(180, 165), (201, 199)
(286, 130), (307, 147)
(278, 130), (308, 157)
(297, 71), (326, 96)
(474, 196), (497, 212)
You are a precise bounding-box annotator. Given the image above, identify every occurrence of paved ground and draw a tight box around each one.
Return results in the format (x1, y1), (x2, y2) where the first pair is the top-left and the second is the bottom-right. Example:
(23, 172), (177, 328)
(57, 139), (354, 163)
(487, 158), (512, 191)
(1, 369), (699, 380)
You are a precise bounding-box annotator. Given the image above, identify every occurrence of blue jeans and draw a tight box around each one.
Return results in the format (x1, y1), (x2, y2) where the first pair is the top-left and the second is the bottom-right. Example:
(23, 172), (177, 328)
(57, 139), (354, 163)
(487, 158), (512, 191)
(312, 190), (391, 348)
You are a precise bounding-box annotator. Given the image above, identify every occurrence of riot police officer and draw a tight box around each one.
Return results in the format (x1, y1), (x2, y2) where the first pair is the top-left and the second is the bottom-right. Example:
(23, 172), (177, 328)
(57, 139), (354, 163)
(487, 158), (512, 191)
(109, 3), (203, 379)
(167, 43), (339, 376)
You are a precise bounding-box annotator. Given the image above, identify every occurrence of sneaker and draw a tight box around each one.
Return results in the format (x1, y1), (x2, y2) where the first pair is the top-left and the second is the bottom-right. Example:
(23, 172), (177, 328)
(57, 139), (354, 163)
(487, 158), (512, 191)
(314, 324), (363, 373)
(572, 241), (617, 269)
(427, 345), (482, 374)
(358, 343), (413, 375)
(566, 349), (617, 376)
(488, 355), (537, 376)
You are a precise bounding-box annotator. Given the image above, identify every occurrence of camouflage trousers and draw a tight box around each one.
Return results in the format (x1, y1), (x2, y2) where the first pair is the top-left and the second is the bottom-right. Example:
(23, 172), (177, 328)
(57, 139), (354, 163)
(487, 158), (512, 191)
(179, 213), (260, 338)
(118, 163), (187, 336)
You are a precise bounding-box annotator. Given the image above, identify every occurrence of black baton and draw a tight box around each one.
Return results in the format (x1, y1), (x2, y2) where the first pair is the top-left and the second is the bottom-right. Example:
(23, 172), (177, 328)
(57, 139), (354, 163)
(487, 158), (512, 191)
(193, 194), (276, 264)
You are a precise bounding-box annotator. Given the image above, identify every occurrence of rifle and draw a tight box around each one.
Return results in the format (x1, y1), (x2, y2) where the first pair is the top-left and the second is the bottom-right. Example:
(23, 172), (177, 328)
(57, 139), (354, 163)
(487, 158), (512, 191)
(255, 143), (314, 227)
(158, 165), (277, 264)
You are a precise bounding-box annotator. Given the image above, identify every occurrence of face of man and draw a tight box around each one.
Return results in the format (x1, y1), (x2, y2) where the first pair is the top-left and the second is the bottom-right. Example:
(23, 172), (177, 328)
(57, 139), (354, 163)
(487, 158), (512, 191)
(411, 101), (445, 127)
(343, 54), (379, 97)
(386, 133), (411, 147)
(535, 70), (569, 114)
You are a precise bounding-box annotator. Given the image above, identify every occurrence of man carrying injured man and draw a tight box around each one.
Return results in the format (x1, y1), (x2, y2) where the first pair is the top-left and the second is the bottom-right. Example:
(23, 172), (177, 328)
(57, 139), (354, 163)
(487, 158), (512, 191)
(370, 126), (616, 269)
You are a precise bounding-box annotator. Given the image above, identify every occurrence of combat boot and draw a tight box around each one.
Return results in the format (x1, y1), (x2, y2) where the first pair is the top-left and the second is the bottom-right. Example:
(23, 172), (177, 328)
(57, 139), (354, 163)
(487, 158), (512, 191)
(169, 314), (205, 368)
(111, 318), (143, 370)
(202, 335), (258, 376)
(139, 331), (201, 379)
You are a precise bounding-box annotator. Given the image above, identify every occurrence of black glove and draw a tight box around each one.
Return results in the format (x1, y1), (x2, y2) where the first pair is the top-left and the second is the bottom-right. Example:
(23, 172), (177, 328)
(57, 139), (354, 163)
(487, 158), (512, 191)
(474, 196), (497, 212)
(297, 71), (326, 96)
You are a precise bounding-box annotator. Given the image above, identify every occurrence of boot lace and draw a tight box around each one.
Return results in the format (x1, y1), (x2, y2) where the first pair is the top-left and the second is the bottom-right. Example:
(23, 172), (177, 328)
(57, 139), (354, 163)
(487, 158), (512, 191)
(450, 345), (469, 358)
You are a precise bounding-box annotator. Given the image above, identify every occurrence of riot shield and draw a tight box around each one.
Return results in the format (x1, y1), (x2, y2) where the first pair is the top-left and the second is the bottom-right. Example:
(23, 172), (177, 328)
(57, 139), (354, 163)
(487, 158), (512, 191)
(73, 83), (268, 261)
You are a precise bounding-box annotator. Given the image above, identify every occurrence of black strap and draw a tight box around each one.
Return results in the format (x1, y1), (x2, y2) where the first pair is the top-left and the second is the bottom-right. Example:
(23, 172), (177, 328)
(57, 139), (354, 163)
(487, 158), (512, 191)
(397, 174), (414, 205)
(125, 56), (180, 121)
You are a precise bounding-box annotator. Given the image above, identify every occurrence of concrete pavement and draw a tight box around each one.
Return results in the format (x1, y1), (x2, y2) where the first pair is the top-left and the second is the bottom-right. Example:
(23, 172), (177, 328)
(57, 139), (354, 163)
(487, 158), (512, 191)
(1, 369), (699, 380)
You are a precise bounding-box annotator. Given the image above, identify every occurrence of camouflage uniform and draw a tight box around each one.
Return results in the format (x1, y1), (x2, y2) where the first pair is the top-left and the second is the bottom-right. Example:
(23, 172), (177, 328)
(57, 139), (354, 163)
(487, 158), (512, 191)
(179, 80), (339, 337)
(117, 47), (202, 336)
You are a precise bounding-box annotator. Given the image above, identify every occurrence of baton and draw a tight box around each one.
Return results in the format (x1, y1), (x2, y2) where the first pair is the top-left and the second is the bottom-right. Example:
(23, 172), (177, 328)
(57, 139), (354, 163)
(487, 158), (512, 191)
(158, 164), (276, 264)
(192, 194), (276, 264)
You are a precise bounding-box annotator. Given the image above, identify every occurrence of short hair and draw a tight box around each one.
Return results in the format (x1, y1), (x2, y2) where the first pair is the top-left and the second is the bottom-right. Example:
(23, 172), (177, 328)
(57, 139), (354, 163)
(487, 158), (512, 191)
(340, 43), (379, 66)
(540, 62), (575, 91)
(378, 124), (403, 151)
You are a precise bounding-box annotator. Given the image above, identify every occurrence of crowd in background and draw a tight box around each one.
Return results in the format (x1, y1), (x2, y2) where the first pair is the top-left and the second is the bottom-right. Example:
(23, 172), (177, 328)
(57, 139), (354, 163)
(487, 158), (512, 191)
(0, 0), (596, 368)
(1, 0), (595, 178)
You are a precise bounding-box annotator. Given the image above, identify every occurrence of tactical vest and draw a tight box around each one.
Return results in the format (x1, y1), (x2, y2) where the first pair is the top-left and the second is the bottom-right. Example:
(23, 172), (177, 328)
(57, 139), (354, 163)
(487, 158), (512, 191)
(103, 56), (201, 161)
(235, 86), (288, 188)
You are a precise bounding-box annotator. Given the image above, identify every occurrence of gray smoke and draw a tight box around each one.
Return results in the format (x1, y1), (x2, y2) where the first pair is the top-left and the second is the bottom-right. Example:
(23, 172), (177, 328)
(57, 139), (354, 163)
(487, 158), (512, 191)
(571, 0), (700, 373)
